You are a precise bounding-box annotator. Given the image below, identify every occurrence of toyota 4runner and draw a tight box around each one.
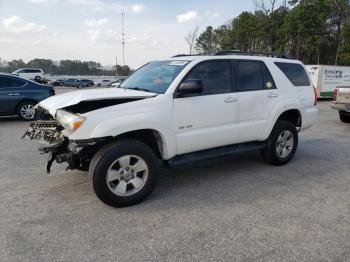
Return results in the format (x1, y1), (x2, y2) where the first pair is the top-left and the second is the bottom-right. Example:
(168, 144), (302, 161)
(23, 52), (318, 207)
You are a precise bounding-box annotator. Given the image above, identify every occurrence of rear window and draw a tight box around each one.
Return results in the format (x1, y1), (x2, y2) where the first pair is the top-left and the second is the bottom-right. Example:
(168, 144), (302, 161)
(275, 62), (310, 86)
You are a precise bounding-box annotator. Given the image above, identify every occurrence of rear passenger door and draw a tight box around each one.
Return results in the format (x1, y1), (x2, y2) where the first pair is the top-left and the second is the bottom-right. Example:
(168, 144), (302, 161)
(174, 60), (238, 155)
(235, 60), (280, 143)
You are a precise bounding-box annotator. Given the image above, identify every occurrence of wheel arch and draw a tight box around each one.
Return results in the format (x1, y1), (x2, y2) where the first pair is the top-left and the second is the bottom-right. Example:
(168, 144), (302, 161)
(114, 129), (165, 159)
(16, 99), (39, 112)
(276, 109), (302, 127)
(262, 106), (302, 141)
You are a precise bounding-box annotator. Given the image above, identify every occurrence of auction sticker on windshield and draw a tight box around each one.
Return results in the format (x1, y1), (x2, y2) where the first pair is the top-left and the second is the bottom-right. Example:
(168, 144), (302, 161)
(169, 61), (189, 66)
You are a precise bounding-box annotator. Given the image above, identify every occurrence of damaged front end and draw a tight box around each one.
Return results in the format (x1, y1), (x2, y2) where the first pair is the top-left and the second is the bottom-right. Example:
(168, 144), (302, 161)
(22, 118), (68, 173)
(22, 106), (106, 173)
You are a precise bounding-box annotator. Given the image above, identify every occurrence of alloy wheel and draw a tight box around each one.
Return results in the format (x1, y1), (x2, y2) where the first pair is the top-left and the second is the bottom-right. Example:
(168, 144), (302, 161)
(106, 155), (149, 197)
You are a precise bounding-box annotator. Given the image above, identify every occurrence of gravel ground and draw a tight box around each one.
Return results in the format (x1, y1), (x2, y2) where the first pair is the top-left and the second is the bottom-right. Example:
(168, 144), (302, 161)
(0, 91), (349, 262)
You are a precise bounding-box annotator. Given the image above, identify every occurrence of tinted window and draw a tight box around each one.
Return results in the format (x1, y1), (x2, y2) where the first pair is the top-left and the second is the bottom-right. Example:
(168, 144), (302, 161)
(184, 61), (232, 95)
(275, 62), (310, 86)
(13, 78), (25, 87)
(0, 77), (14, 88)
(25, 69), (41, 73)
(237, 61), (264, 91)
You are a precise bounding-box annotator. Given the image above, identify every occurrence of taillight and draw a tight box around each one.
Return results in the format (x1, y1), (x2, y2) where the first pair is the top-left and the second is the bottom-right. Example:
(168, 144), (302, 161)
(313, 86), (317, 106)
(333, 88), (338, 102)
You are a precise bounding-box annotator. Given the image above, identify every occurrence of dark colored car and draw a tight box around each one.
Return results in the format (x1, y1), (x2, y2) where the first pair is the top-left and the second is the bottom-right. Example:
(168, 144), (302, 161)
(80, 79), (94, 87)
(52, 79), (65, 86)
(0, 73), (55, 120)
(52, 78), (90, 88)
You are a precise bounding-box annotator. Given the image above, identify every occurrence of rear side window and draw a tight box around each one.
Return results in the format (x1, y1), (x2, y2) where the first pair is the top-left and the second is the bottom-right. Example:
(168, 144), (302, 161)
(0, 77), (14, 88)
(184, 61), (232, 95)
(0, 76), (25, 88)
(275, 62), (310, 86)
(13, 78), (25, 87)
(237, 61), (277, 91)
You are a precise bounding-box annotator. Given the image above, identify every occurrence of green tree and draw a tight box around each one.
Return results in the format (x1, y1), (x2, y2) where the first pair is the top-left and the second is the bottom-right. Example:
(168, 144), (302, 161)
(195, 26), (220, 54)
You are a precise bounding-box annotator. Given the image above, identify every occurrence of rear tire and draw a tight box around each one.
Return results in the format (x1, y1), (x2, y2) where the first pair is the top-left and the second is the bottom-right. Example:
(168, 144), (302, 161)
(17, 101), (36, 121)
(339, 113), (350, 123)
(261, 120), (298, 165)
(89, 139), (159, 207)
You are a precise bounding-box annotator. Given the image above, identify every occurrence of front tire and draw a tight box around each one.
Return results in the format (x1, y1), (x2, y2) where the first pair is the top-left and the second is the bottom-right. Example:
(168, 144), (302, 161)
(89, 139), (159, 207)
(339, 113), (350, 123)
(261, 120), (298, 165)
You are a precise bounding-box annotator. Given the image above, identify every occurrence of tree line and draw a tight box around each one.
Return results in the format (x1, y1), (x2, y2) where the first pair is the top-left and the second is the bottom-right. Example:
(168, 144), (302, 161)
(194, 0), (350, 65)
(0, 58), (133, 76)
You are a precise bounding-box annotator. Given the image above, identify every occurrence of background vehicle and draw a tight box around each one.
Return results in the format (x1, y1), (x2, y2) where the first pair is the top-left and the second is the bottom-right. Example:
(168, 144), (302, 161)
(60, 78), (89, 88)
(12, 68), (44, 81)
(109, 77), (127, 87)
(52, 79), (65, 86)
(0, 73), (54, 120)
(80, 79), (94, 87)
(96, 79), (112, 87)
(24, 51), (318, 207)
(306, 65), (350, 98)
(331, 87), (350, 123)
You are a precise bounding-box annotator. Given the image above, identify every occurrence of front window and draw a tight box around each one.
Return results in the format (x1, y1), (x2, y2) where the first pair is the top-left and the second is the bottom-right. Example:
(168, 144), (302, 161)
(120, 60), (189, 94)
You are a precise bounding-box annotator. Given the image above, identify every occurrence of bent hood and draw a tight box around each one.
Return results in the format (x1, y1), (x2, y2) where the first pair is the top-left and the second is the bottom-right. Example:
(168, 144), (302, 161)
(38, 88), (156, 116)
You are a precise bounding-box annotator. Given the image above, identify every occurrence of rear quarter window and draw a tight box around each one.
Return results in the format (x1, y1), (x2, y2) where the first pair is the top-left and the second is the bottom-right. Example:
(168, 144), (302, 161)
(275, 62), (310, 86)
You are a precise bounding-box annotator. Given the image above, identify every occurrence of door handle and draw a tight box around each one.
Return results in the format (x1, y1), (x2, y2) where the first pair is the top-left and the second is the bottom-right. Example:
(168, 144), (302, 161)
(224, 97), (237, 103)
(268, 93), (278, 98)
(8, 93), (20, 96)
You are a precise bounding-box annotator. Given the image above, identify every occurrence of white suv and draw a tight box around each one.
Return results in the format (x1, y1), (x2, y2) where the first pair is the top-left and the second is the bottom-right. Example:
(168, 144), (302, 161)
(23, 52), (318, 207)
(12, 68), (44, 81)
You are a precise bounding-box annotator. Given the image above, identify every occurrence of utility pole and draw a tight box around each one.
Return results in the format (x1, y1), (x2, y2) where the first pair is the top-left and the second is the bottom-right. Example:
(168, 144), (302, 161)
(121, 12), (125, 66)
(115, 56), (118, 76)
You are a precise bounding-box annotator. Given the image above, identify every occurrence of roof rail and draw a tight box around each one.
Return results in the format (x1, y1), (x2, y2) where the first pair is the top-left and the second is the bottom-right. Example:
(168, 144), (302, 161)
(214, 50), (293, 59)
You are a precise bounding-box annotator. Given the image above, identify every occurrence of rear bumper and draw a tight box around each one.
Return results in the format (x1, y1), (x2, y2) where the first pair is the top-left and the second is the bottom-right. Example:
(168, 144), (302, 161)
(301, 107), (318, 130)
(331, 102), (350, 112)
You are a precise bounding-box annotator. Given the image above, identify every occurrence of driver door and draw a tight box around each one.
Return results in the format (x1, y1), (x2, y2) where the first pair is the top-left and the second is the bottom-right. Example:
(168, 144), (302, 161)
(173, 60), (238, 155)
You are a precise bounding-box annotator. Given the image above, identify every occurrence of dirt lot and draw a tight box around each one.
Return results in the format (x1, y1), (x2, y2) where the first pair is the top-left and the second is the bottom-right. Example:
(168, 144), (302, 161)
(0, 91), (349, 262)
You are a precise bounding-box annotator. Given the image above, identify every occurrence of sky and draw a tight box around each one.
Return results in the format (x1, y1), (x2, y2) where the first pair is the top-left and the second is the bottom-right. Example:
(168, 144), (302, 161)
(0, 0), (255, 68)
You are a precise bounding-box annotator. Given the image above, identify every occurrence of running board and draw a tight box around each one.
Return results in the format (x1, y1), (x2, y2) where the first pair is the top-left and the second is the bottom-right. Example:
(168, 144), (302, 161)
(166, 142), (266, 167)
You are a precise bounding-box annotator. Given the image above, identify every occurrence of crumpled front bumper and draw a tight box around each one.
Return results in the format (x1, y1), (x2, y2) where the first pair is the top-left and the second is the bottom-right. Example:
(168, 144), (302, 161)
(22, 120), (71, 173)
(23, 119), (108, 173)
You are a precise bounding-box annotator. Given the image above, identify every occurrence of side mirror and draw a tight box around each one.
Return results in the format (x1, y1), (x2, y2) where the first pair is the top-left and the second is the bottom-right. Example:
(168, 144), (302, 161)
(177, 80), (203, 96)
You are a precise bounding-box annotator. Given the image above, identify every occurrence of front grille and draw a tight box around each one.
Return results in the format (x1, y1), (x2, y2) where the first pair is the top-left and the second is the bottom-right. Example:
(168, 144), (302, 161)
(22, 120), (65, 146)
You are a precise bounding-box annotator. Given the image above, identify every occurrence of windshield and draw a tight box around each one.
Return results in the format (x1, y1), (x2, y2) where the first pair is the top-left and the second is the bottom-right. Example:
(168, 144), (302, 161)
(119, 60), (189, 94)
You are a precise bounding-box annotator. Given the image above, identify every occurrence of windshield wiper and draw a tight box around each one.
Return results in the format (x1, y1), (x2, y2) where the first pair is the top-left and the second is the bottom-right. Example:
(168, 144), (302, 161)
(125, 87), (152, 93)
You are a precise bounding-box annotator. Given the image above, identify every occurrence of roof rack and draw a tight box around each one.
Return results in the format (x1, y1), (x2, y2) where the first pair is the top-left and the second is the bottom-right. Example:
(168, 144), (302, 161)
(171, 54), (204, 58)
(214, 50), (293, 59)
